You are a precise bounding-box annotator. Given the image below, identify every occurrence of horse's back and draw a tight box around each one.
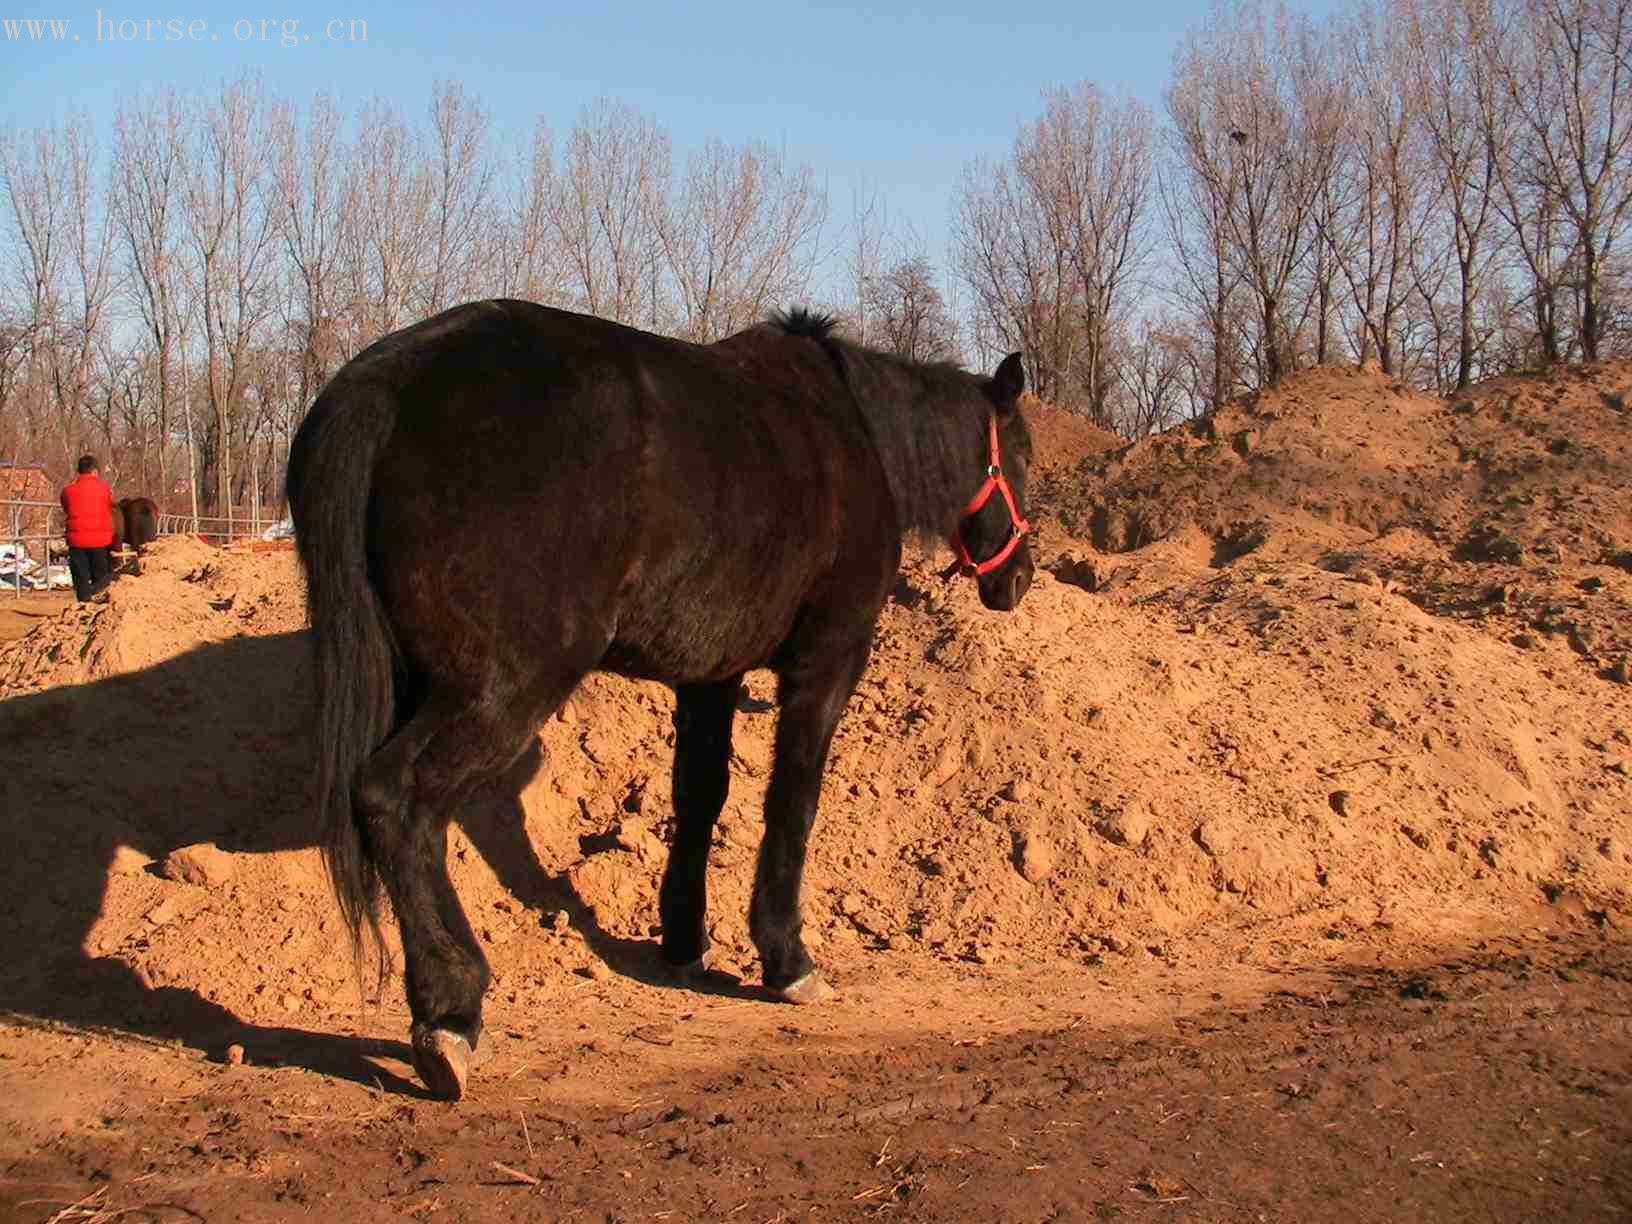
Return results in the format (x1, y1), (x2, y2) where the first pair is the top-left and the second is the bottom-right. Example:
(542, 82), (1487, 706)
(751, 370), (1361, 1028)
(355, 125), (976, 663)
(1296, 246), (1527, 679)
(319, 300), (892, 686)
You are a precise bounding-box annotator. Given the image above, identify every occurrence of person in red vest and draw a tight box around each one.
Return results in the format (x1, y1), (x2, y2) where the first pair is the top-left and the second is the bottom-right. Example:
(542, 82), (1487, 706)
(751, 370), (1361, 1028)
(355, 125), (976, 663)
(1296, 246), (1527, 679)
(60, 454), (117, 602)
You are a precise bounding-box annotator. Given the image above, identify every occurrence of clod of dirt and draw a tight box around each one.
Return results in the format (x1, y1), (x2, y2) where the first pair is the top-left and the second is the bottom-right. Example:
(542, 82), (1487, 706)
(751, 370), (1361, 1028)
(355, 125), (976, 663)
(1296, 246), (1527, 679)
(1013, 829), (1055, 884)
(1328, 790), (1355, 817)
(159, 842), (237, 889)
(1050, 553), (1101, 592)
(108, 846), (153, 877)
(145, 896), (180, 926)
(1096, 805), (1150, 849)
(225, 1043), (245, 1066)
(1457, 526), (1524, 564)
(1194, 819), (1236, 856)
(998, 778), (1032, 803)
(1400, 976), (1448, 1002)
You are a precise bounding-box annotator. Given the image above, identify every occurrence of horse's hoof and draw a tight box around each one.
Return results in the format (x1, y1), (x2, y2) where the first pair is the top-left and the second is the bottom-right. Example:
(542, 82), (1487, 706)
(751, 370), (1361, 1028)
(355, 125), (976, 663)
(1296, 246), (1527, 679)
(776, 970), (836, 1005)
(665, 956), (710, 988)
(411, 1026), (473, 1101)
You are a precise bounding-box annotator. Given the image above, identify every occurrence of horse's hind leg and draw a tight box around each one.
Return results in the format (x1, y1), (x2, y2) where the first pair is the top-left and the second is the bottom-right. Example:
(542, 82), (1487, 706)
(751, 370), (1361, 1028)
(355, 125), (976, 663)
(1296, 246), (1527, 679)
(358, 681), (579, 1099)
(751, 642), (871, 1002)
(659, 677), (742, 977)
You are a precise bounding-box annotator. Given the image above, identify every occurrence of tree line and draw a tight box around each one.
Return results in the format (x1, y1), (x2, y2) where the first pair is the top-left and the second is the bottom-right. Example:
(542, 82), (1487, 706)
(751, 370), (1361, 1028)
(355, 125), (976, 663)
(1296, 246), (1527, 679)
(960, 0), (1632, 435)
(0, 84), (827, 514)
(3, 0), (1630, 519)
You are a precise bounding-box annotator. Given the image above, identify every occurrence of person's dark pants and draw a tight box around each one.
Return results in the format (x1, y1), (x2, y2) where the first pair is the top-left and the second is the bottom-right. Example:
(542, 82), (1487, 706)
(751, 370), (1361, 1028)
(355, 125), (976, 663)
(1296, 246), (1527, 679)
(68, 546), (111, 602)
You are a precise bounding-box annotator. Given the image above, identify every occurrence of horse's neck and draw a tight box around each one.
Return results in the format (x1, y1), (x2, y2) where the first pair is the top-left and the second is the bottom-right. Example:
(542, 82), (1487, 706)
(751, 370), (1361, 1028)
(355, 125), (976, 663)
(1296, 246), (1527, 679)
(847, 360), (981, 541)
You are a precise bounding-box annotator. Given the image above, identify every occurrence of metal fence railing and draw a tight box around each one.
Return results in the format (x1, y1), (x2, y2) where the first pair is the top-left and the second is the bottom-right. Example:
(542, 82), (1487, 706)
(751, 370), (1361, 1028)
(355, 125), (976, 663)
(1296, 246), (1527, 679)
(2, 499), (295, 599)
(1, 499), (68, 598)
(157, 510), (289, 546)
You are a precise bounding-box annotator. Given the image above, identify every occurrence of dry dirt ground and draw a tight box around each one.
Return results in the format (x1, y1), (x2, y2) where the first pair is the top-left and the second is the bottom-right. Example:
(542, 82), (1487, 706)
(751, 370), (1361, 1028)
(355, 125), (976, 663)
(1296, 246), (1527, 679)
(0, 592), (72, 647)
(1, 364), (1629, 1222)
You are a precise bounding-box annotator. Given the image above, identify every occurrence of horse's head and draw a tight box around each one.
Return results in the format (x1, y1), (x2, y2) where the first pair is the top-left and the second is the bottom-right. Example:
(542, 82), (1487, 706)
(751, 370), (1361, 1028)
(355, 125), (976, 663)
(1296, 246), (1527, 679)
(954, 352), (1034, 612)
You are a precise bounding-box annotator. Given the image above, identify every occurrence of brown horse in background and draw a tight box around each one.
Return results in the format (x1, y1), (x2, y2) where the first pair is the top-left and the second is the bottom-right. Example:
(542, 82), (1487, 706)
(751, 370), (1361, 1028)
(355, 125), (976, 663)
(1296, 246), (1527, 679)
(112, 497), (160, 572)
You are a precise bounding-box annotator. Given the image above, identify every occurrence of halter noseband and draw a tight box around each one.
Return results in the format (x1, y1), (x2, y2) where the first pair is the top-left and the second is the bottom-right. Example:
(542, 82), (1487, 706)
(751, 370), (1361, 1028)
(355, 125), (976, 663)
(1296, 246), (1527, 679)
(952, 415), (1031, 578)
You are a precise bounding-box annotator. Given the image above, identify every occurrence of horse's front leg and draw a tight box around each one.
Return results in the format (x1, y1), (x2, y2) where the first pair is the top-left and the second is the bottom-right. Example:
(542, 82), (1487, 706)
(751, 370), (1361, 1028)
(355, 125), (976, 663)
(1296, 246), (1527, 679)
(659, 676), (742, 977)
(751, 642), (871, 1002)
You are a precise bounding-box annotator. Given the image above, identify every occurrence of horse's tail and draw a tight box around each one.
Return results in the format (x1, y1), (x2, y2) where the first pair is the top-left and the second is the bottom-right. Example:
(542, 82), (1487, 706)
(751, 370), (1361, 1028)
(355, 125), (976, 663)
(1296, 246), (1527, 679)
(286, 376), (402, 986)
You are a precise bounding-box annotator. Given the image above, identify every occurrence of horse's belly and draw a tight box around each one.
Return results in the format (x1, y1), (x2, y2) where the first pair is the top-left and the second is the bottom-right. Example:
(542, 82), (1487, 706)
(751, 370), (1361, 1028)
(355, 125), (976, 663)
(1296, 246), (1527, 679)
(601, 543), (818, 682)
(602, 593), (799, 683)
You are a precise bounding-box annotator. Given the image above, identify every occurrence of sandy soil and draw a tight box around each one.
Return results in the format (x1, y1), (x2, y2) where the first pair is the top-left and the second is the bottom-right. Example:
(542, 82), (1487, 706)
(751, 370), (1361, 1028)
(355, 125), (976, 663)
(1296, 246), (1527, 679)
(0, 592), (73, 645)
(0, 366), (1628, 1222)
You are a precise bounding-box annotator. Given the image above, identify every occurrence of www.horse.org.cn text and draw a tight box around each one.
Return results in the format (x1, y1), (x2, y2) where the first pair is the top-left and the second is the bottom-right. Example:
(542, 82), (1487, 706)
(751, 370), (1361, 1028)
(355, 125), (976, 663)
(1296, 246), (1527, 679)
(1, 11), (369, 46)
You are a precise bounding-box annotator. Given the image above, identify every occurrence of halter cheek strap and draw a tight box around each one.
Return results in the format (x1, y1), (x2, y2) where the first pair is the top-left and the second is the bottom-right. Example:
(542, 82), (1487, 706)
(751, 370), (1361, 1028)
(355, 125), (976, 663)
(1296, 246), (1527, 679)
(952, 415), (1031, 578)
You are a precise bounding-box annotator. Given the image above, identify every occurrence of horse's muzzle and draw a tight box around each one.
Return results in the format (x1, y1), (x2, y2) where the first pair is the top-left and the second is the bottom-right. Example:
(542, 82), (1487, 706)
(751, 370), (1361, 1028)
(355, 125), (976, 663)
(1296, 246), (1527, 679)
(977, 548), (1034, 611)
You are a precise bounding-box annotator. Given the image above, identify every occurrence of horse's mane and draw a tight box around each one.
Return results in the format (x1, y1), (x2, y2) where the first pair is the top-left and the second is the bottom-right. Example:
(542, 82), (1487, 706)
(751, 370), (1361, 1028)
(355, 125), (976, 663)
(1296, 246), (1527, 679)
(770, 308), (967, 378)
(771, 307), (840, 341)
(767, 308), (1003, 540)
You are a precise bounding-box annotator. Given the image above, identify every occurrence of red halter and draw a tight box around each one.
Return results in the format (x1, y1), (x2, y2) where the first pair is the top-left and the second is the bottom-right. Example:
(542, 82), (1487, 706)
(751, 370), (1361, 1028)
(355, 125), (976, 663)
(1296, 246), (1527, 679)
(952, 415), (1031, 578)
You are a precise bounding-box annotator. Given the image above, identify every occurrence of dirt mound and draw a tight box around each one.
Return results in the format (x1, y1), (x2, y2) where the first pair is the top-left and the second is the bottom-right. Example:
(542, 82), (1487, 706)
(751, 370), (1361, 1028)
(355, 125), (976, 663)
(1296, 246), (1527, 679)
(1021, 394), (1123, 474)
(1038, 361), (1632, 682)
(1049, 361), (1632, 563)
(2, 484), (1627, 1037)
(0, 535), (305, 694)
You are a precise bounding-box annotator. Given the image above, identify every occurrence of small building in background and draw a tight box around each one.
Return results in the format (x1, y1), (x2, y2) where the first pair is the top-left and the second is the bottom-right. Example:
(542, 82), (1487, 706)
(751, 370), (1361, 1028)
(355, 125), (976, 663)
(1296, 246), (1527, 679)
(1, 462), (58, 539)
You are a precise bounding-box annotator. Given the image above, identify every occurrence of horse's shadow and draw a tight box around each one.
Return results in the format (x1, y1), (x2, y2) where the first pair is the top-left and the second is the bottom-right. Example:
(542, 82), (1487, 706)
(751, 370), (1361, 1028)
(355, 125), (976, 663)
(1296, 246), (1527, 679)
(0, 628), (750, 1096)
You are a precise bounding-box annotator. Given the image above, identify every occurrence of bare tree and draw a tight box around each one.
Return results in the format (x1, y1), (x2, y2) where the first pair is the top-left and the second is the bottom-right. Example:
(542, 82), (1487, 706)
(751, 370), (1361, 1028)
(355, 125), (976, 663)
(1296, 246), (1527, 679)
(1169, 2), (1342, 388)
(1410, 0), (1507, 387)
(1158, 103), (1245, 412)
(1493, 0), (1632, 361)
(419, 81), (496, 317)
(347, 98), (432, 337)
(549, 100), (670, 326)
(1020, 84), (1154, 415)
(862, 254), (961, 363)
(956, 83), (1153, 419)
(495, 118), (565, 303)
(1274, 32), (1354, 371)
(956, 158), (1057, 396)
(271, 93), (353, 440)
(654, 138), (826, 343)
(1116, 314), (1199, 437)
(181, 78), (280, 512)
(847, 186), (888, 347)
(1326, 0), (1436, 375)
(0, 121), (70, 460)
(112, 92), (190, 501)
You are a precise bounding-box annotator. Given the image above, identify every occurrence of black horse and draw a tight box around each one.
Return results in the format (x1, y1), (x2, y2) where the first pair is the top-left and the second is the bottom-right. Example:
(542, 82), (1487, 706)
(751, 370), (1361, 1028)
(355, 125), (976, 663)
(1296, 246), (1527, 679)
(286, 300), (1034, 1100)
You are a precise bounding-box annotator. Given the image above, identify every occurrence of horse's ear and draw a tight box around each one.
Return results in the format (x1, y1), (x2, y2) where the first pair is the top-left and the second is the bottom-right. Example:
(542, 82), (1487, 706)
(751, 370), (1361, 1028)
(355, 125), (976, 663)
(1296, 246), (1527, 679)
(990, 352), (1025, 415)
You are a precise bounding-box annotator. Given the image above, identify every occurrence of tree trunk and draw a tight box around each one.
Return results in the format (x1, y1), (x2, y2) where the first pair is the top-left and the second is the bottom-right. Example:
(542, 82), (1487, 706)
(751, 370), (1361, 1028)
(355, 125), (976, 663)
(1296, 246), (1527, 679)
(1457, 255), (1474, 390)
(1536, 286), (1560, 365)
(1580, 234), (1600, 362)
(1213, 241), (1227, 410)
(1262, 293), (1283, 385)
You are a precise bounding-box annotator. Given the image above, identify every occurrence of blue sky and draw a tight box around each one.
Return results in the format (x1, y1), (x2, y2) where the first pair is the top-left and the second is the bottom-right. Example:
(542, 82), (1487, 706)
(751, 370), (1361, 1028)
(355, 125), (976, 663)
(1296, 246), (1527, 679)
(2, 0), (1346, 295)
